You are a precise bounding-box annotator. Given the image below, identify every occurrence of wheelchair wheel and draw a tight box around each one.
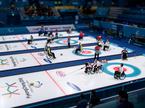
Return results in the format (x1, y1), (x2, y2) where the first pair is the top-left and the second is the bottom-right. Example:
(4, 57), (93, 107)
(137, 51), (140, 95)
(98, 65), (103, 73)
(101, 65), (104, 71)
(114, 72), (118, 79)
(84, 67), (92, 74)
(119, 72), (126, 80)
(88, 68), (93, 74)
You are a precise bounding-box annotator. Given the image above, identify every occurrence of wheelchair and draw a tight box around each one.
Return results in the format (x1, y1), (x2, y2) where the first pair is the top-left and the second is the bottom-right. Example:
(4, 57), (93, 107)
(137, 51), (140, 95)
(47, 52), (56, 59)
(103, 45), (110, 51)
(114, 71), (126, 80)
(27, 39), (32, 44)
(84, 63), (93, 74)
(84, 63), (103, 74)
(93, 65), (103, 73)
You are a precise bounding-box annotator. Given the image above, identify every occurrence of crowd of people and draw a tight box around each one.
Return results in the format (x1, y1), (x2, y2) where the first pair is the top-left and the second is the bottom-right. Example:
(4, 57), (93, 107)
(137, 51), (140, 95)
(24, 0), (54, 17)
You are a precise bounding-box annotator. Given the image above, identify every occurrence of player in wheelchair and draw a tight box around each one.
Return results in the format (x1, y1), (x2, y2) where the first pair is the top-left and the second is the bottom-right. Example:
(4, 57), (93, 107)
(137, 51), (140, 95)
(75, 42), (83, 54)
(46, 46), (56, 59)
(27, 35), (33, 44)
(103, 39), (110, 51)
(114, 63), (126, 80)
(84, 60), (107, 74)
(84, 62), (93, 74)
(92, 60), (103, 73)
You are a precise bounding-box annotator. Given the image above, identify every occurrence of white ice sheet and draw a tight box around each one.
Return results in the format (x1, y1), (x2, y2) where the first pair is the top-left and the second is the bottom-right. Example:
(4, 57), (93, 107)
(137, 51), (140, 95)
(0, 72), (65, 108)
(0, 56), (145, 108)
(47, 55), (145, 94)
(0, 31), (80, 42)
(0, 45), (132, 71)
(0, 36), (96, 53)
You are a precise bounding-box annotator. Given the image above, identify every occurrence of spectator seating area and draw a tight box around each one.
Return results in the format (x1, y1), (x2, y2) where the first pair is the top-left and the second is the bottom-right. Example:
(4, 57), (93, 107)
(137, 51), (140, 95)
(129, 36), (145, 46)
(24, 4), (54, 17)
(0, 0), (145, 108)
(0, 0), (145, 27)
(118, 8), (145, 24)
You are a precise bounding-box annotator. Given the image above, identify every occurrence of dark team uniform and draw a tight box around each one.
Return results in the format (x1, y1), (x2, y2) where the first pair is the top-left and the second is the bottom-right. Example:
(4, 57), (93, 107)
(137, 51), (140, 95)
(28, 35), (33, 44)
(122, 49), (128, 60)
(68, 36), (71, 48)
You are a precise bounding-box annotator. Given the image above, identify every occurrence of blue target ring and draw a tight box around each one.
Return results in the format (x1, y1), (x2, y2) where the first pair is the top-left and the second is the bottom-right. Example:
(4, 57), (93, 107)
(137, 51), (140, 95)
(73, 48), (96, 56)
(103, 62), (141, 77)
(55, 39), (78, 45)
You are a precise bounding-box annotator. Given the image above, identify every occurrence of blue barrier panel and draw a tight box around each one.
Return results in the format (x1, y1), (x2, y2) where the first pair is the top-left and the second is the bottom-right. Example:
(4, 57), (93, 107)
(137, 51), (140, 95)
(93, 20), (145, 38)
(123, 25), (145, 37)
(96, 7), (109, 17)
(0, 27), (29, 35)
(93, 20), (100, 27)
(93, 20), (117, 30)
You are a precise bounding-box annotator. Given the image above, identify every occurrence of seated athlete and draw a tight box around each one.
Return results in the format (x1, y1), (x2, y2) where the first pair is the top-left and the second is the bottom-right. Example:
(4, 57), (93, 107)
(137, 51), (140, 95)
(84, 62), (93, 74)
(38, 25), (45, 36)
(121, 48), (128, 60)
(92, 61), (98, 73)
(114, 63), (125, 79)
(44, 31), (48, 36)
(97, 40), (104, 48)
(67, 27), (72, 34)
(92, 60), (103, 73)
(27, 35), (33, 44)
(46, 46), (56, 59)
(55, 31), (58, 39)
(75, 42), (83, 54)
(103, 39), (110, 51)
(119, 63), (124, 74)
(46, 32), (55, 43)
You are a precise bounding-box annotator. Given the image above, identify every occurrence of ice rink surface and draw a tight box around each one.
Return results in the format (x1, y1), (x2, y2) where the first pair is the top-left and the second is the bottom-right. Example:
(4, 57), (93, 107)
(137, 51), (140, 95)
(0, 31), (143, 108)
